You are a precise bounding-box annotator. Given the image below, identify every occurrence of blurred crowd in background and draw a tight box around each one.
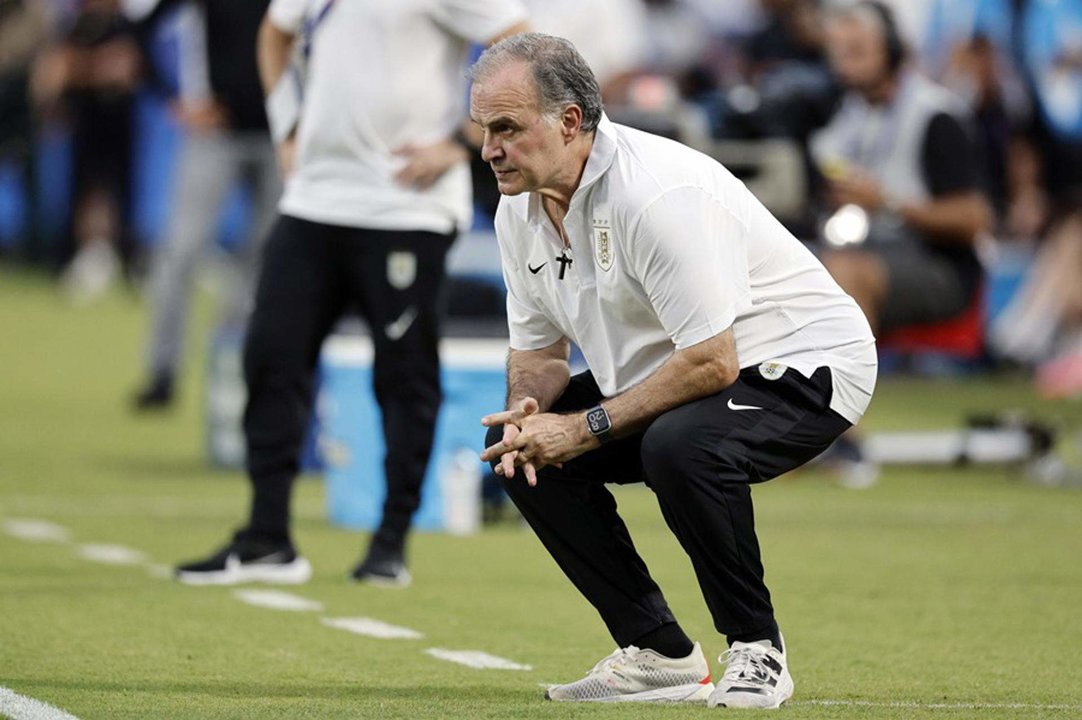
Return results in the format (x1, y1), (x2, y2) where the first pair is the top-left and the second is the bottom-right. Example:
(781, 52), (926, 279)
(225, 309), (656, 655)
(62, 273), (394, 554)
(1, 0), (1081, 399)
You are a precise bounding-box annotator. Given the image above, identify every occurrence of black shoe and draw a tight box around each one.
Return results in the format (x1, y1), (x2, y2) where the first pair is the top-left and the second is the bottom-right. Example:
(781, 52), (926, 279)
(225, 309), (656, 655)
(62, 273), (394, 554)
(175, 531), (312, 586)
(351, 540), (411, 588)
(133, 374), (175, 411)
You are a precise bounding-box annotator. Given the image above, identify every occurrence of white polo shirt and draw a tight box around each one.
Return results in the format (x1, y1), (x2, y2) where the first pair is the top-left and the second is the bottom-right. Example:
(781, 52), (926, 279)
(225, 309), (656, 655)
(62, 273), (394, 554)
(268, 0), (527, 233)
(496, 115), (878, 423)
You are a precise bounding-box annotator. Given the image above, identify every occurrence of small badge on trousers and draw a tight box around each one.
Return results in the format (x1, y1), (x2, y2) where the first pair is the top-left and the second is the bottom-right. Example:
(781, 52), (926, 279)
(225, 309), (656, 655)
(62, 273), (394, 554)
(387, 251), (417, 289)
(758, 362), (787, 380)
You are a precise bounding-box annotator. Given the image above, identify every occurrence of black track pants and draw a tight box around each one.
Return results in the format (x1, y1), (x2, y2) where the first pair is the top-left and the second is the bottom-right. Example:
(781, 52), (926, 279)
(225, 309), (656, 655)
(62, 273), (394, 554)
(486, 365), (851, 645)
(244, 214), (453, 547)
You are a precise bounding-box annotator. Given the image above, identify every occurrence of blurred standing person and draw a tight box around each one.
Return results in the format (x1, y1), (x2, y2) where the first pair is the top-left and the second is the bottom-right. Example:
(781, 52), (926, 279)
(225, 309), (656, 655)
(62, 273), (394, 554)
(810, 1), (993, 335)
(0, 0), (51, 261)
(129, 0), (280, 410)
(32, 0), (142, 303)
(174, 0), (528, 587)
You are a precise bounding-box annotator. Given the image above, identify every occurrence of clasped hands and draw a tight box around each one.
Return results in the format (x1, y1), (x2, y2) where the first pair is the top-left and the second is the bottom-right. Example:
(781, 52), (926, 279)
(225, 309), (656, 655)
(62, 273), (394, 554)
(480, 397), (598, 487)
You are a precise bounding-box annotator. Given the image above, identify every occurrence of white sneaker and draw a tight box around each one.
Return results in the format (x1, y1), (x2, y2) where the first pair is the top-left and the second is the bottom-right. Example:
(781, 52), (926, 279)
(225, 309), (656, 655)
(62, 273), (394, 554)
(61, 241), (120, 305)
(545, 642), (714, 703)
(175, 534), (312, 586)
(708, 637), (793, 709)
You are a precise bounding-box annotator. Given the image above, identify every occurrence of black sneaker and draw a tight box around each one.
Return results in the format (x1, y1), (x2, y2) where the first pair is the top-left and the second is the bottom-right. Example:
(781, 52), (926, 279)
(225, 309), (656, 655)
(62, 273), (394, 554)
(351, 541), (410, 588)
(133, 373), (175, 411)
(175, 531), (312, 586)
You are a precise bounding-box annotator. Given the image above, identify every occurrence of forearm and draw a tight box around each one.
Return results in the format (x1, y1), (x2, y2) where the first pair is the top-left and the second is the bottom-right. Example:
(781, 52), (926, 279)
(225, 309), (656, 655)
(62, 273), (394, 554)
(257, 16), (294, 95)
(898, 193), (992, 247)
(489, 331), (740, 473)
(598, 331), (739, 439)
(506, 340), (571, 413)
(487, 20), (530, 45)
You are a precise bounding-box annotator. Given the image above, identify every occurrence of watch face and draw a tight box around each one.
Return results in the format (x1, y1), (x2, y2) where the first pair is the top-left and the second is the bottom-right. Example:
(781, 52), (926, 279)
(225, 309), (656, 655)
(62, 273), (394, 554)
(586, 407), (611, 435)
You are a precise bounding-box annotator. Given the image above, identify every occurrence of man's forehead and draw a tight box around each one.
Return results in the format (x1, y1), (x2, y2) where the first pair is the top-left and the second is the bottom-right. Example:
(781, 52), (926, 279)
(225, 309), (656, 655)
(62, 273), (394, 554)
(470, 63), (539, 117)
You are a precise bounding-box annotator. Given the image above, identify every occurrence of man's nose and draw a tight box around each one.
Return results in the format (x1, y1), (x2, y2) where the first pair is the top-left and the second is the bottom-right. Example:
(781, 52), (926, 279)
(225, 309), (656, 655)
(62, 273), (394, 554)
(481, 136), (502, 163)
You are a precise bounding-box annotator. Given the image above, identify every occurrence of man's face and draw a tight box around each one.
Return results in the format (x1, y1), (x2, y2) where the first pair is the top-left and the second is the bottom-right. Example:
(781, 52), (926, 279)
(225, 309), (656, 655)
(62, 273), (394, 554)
(825, 15), (890, 96)
(470, 62), (567, 196)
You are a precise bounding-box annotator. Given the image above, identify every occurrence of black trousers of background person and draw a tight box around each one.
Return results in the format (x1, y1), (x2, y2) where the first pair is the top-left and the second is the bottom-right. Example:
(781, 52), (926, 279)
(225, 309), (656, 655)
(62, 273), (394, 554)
(244, 213), (454, 550)
(486, 365), (852, 647)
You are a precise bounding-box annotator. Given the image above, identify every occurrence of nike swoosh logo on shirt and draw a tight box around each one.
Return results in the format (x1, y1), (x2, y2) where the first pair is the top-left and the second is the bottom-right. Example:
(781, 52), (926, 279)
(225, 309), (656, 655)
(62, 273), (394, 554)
(727, 398), (764, 411)
(384, 306), (418, 341)
(528, 262), (547, 274)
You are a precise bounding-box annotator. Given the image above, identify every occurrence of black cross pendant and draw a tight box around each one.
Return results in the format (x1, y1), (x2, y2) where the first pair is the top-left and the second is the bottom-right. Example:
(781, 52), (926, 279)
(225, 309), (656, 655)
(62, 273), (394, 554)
(556, 251), (573, 280)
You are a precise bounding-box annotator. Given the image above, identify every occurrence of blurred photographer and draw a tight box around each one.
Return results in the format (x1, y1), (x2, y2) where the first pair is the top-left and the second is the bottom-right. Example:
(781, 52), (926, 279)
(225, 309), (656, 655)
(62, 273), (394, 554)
(810, 1), (992, 334)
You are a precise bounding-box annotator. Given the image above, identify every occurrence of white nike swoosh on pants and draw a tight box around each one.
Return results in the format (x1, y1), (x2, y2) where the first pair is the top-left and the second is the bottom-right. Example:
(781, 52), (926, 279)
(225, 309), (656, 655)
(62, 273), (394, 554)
(727, 398), (763, 411)
(384, 306), (418, 341)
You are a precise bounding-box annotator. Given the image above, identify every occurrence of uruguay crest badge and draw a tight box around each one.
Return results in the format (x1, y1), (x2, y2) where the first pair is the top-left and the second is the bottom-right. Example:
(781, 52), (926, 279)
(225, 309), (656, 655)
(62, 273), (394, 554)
(387, 251), (417, 289)
(593, 226), (614, 271)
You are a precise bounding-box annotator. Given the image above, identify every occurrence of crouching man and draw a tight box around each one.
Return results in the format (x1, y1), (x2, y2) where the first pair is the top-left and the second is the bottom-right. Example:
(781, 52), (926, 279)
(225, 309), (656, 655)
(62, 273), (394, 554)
(475, 33), (877, 708)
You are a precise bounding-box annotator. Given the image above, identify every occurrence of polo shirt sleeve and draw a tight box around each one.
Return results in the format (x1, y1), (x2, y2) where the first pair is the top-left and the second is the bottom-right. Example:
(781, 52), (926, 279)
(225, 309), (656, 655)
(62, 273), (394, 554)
(268, 0), (307, 33)
(627, 186), (750, 350)
(434, 0), (528, 44)
(495, 207), (565, 351)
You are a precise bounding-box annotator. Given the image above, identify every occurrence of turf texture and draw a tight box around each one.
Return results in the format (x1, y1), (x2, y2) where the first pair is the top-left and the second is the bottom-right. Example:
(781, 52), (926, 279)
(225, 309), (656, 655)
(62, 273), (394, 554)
(1, 269), (1081, 719)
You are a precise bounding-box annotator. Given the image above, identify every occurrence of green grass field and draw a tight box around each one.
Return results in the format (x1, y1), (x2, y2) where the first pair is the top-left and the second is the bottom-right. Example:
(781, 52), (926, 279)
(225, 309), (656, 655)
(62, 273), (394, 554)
(2, 269), (1081, 719)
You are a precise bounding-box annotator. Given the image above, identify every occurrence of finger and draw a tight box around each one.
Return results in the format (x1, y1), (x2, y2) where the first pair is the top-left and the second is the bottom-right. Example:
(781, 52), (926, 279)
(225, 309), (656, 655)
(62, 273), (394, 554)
(481, 409), (517, 427)
(501, 451), (517, 479)
(480, 440), (511, 462)
(394, 164), (423, 186)
(524, 462), (538, 487)
(411, 173), (437, 191)
(494, 463), (504, 476)
(521, 397), (539, 415)
(501, 424), (520, 445)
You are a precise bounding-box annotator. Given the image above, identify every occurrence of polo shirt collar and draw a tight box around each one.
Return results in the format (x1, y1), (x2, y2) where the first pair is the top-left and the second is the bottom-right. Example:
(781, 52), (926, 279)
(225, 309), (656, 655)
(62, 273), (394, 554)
(575, 112), (618, 198)
(524, 112), (618, 227)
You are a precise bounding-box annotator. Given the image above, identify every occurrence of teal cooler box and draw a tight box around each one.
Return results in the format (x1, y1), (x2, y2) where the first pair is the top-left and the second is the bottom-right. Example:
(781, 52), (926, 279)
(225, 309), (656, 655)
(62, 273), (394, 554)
(318, 335), (507, 530)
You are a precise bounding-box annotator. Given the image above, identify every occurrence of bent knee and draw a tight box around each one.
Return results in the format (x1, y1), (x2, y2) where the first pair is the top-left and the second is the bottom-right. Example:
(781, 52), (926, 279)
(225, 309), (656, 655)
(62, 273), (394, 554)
(640, 411), (702, 480)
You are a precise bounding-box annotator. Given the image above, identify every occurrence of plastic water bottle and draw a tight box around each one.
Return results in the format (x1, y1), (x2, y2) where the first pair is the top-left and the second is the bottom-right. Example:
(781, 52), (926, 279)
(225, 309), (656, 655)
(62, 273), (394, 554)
(443, 448), (482, 535)
(205, 327), (247, 469)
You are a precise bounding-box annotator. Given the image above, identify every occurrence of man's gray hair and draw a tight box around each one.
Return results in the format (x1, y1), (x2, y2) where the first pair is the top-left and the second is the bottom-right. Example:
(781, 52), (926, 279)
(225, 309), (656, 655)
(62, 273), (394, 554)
(469, 32), (604, 134)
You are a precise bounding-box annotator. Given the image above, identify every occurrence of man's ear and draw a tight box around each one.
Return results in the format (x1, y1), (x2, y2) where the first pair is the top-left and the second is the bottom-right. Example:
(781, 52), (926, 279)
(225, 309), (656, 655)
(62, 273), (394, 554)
(561, 105), (583, 142)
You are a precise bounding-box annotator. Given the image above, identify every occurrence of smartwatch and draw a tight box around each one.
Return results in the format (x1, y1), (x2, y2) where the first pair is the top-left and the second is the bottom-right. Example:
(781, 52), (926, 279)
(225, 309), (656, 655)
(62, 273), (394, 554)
(585, 405), (614, 444)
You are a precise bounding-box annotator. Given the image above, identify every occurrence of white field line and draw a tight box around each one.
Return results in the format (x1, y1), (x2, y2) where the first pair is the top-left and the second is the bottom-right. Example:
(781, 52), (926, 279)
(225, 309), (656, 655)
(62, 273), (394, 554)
(5, 517), (173, 579)
(2, 519), (71, 543)
(75, 544), (147, 566)
(424, 648), (532, 671)
(793, 699), (1082, 711)
(232, 589), (324, 612)
(0, 686), (81, 720)
(321, 617), (424, 640)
